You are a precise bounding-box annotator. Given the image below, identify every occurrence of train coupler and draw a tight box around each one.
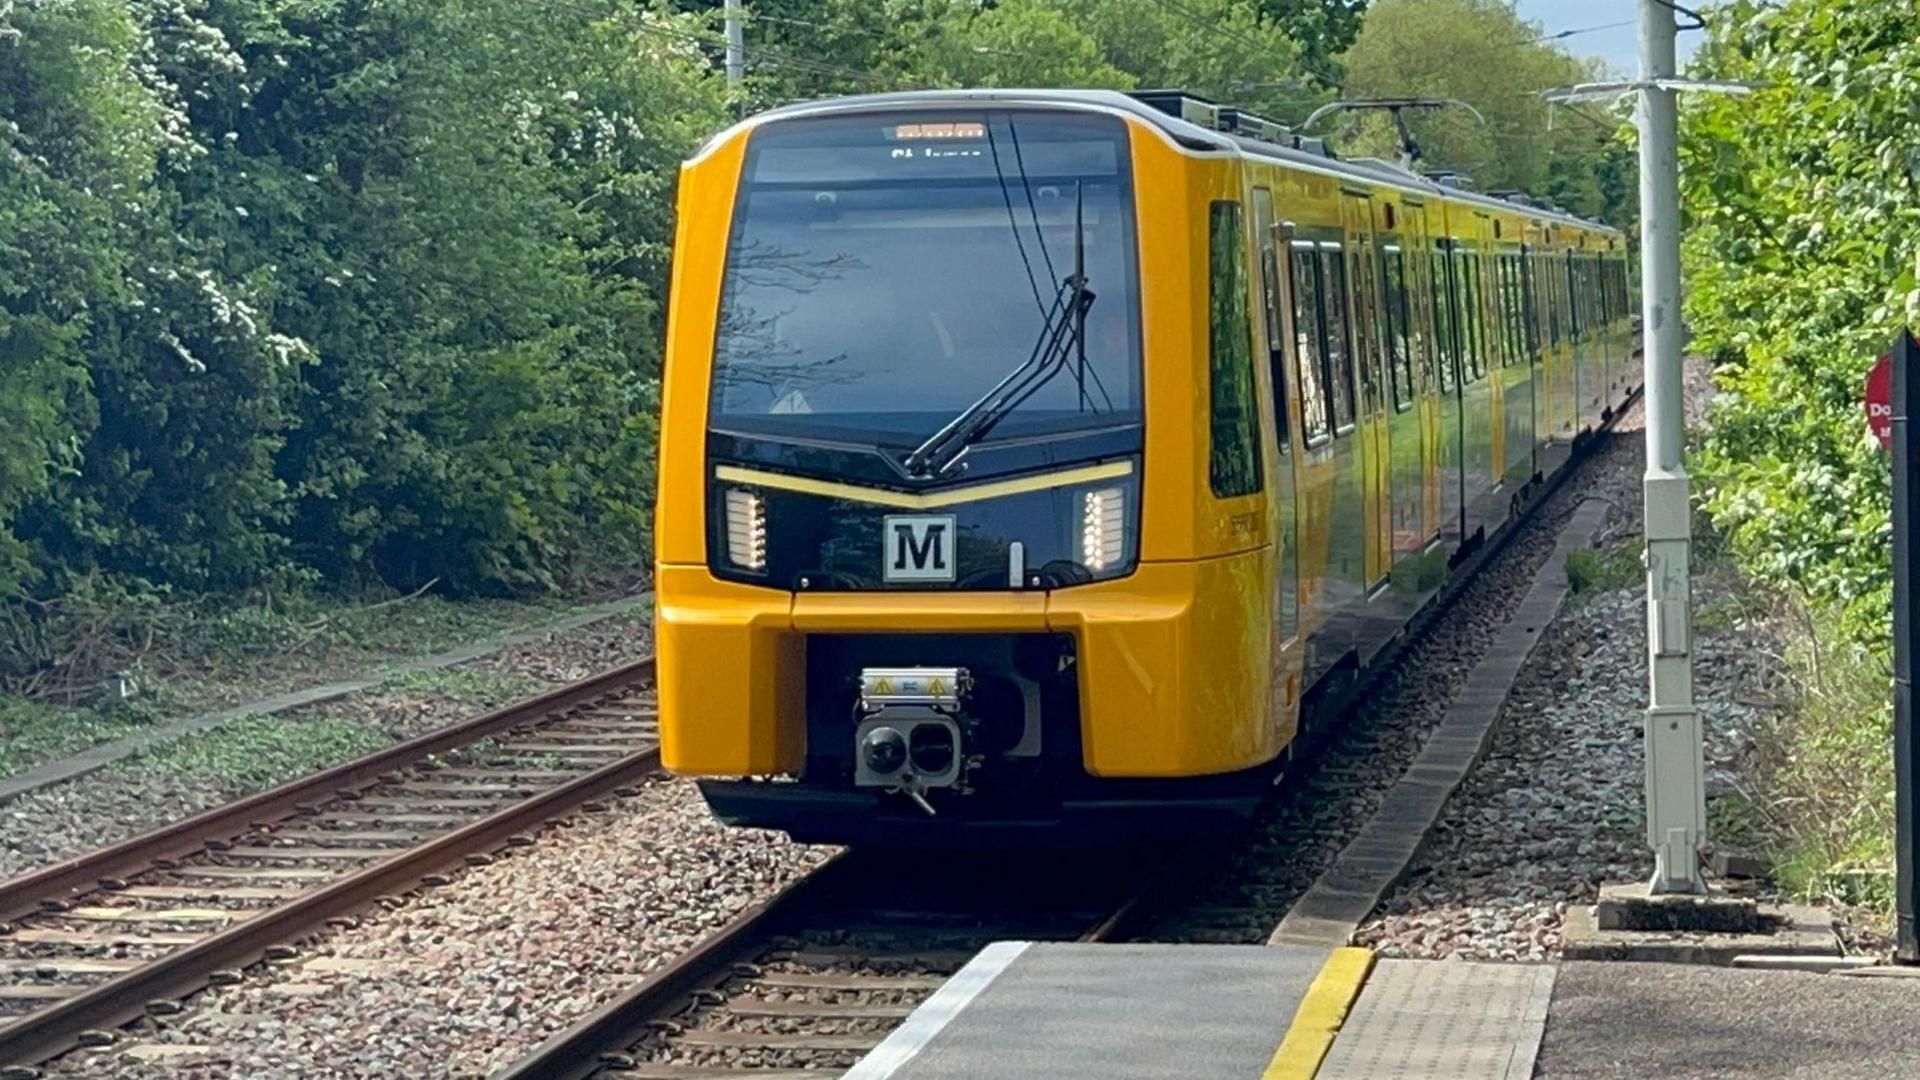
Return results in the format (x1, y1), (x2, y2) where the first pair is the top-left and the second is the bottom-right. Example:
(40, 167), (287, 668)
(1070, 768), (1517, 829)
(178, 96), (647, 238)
(853, 667), (972, 815)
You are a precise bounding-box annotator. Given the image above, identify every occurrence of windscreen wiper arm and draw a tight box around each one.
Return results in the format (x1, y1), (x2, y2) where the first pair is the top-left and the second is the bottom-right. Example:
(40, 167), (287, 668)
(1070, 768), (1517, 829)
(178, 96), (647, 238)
(903, 274), (1094, 478)
(905, 183), (1097, 478)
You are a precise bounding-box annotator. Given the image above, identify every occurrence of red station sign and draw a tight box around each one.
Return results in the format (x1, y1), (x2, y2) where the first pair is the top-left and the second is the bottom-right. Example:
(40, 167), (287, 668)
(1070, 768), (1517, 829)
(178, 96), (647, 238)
(1869, 350), (1895, 450)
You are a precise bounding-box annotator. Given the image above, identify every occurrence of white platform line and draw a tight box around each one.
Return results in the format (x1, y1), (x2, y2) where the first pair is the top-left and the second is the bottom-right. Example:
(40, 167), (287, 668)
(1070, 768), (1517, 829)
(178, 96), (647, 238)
(842, 940), (1032, 1079)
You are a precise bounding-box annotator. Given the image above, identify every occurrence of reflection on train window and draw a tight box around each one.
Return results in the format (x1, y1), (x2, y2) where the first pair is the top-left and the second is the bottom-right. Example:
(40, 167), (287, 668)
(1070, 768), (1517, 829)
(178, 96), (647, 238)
(1452, 250), (1478, 383)
(1320, 246), (1357, 432)
(1502, 257), (1525, 366)
(1431, 249), (1456, 393)
(1470, 253), (1489, 379)
(1289, 244), (1331, 445)
(1383, 249), (1413, 410)
(1250, 188), (1290, 452)
(1207, 201), (1262, 498)
(709, 111), (1142, 447)
(1348, 250), (1380, 413)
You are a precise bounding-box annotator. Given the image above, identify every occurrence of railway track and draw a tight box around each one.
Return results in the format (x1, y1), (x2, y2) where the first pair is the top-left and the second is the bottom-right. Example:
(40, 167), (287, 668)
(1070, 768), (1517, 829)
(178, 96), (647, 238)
(0, 657), (661, 1069)
(494, 845), (1182, 1080)
(492, 419), (1639, 1080)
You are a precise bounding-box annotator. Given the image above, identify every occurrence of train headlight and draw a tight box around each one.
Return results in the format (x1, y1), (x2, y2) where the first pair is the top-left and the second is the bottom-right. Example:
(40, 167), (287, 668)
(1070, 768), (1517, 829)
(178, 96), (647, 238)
(723, 487), (768, 571)
(1080, 486), (1126, 571)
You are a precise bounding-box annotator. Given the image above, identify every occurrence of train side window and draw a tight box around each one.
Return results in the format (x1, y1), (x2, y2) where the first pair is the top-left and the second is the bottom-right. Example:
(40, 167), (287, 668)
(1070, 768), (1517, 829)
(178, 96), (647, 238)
(1250, 188), (1290, 453)
(1430, 249), (1456, 392)
(1207, 201), (1262, 498)
(1563, 257), (1578, 342)
(1504, 257), (1525, 366)
(1496, 257), (1514, 365)
(1384, 249), (1414, 410)
(1454, 250), (1481, 383)
(1349, 249), (1382, 413)
(1475, 254), (1491, 379)
(1288, 244), (1332, 445)
(1546, 256), (1562, 347)
(1319, 246), (1357, 432)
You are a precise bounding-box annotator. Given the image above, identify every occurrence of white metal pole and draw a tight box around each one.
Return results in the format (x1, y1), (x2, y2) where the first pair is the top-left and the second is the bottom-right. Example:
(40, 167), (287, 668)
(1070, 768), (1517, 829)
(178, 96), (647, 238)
(1638, 0), (1707, 894)
(724, 0), (745, 90)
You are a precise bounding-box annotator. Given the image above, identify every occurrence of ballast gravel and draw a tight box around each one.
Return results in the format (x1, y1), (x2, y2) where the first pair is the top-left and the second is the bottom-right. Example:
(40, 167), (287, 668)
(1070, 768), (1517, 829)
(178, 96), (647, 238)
(1355, 361), (1775, 962)
(0, 613), (652, 882)
(1353, 579), (1769, 961)
(46, 778), (830, 1080)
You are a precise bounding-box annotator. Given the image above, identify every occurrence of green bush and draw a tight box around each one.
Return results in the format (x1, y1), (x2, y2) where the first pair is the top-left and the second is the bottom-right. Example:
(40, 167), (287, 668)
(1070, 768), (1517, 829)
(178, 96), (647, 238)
(1566, 540), (1643, 596)
(1, 0), (726, 603)
(1745, 606), (1894, 906)
(1682, 0), (1916, 640)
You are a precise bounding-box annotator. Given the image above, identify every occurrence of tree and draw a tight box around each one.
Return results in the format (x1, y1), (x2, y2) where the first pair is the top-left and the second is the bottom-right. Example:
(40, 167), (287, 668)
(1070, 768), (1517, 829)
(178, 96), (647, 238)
(1682, 0), (1919, 634)
(706, 0), (1327, 124)
(1335, 0), (1633, 225)
(3, 0), (729, 600)
(1257, 0), (1368, 87)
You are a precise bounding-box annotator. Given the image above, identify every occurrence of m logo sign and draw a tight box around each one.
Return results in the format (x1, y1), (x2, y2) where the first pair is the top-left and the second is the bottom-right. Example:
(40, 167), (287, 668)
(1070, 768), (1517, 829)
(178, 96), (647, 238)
(883, 515), (956, 582)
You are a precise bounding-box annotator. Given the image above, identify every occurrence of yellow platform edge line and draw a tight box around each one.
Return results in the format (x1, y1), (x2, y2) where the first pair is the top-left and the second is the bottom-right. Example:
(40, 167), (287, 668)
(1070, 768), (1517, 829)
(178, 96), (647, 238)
(1260, 946), (1377, 1080)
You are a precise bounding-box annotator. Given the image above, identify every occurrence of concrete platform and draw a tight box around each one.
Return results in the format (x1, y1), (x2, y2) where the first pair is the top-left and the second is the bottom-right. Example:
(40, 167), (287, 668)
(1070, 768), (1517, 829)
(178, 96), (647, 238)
(1319, 959), (1555, 1080)
(845, 945), (1920, 1080)
(844, 942), (1344, 1080)
(1536, 960), (1920, 1079)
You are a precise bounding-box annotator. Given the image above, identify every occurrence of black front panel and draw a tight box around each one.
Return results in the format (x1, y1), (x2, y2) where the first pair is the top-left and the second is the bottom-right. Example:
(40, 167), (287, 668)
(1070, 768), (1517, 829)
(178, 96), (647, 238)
(707, 454), (1140, 592)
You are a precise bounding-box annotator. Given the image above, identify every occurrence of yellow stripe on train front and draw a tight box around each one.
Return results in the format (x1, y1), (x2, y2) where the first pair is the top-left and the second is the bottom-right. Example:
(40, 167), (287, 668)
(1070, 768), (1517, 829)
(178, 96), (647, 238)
(712, 460), (1133, 510)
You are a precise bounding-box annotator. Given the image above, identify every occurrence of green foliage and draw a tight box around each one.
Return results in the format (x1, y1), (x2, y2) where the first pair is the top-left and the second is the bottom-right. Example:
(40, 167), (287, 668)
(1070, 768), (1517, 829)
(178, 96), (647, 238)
(126, 712), (391, 792)
(1566, 540), (1643, 595)
(1743, 607), (1894, 907)
(0, 694), (169, 778)
(0, 0), (727, 605)
(373, 666), (543, 708)
(1681, 0), (1915, 640)
(1335, 0), (1636, 226)
(713, 0), (1327, 124)
(0, 0), (157, 596)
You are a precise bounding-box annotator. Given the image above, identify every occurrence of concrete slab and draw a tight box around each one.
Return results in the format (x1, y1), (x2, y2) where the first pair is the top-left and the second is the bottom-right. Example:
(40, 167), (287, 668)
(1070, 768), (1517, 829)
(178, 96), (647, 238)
(1319, 959), (1555, 1080)
(1537, 960), (1920, 1079)
(850, 942), (1332, 1080)
(1560, 903), (1837, 965)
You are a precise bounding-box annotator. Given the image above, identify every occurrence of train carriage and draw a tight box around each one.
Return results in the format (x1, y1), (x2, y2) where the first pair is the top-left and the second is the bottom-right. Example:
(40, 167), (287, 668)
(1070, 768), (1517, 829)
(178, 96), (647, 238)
(653, 89), (1635, 844)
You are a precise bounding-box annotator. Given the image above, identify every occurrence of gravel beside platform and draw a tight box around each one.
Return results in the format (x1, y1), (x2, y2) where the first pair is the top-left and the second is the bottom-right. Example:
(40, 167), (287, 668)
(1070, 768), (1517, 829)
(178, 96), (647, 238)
(0, 613), (652, 882)
(1355, 371), (1779, 962)
(45, 778), (829, 1080)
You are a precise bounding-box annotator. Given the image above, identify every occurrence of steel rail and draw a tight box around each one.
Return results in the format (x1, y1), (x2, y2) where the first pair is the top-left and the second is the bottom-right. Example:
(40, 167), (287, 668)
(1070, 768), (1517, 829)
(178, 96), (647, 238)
(490, 846), (1178, 1080)
(0, 743), (664, 1067)
(0, 657), (654, 923)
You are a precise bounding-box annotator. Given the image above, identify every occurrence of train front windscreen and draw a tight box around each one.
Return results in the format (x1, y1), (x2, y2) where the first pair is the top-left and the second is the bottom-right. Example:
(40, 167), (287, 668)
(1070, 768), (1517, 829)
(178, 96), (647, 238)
(709, 109), (1143, 469)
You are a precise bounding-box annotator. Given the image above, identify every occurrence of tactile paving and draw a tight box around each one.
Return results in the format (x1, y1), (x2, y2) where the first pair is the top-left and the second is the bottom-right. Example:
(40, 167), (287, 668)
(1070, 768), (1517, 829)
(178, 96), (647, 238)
(1317, 959), (1556, 1080)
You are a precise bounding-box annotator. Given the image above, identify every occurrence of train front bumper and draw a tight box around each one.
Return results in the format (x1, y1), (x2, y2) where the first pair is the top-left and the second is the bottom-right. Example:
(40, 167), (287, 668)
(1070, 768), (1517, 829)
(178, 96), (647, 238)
(656, 547), (1277, 784)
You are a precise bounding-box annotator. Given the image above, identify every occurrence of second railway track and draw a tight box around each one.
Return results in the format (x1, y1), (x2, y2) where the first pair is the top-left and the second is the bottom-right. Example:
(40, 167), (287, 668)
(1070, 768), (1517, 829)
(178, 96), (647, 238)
(494, 845), (1180, 1080)
(0, 657), (662, 1069)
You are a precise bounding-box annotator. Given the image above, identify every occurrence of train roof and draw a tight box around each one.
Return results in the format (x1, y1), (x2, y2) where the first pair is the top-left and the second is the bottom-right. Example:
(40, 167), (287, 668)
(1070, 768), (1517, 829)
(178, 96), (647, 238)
(714, 88), (1622, 240)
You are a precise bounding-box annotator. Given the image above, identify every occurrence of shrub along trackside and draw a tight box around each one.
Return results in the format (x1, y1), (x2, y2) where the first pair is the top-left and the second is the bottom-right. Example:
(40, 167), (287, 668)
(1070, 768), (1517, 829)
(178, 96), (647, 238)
(0, 0), (725, 609)
(1681, 0), (1913, 909)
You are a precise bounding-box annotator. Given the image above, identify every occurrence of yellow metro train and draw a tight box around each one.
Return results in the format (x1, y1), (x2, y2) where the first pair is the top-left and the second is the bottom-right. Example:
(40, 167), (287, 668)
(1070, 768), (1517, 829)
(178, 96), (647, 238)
(653, 89), (1635, 843)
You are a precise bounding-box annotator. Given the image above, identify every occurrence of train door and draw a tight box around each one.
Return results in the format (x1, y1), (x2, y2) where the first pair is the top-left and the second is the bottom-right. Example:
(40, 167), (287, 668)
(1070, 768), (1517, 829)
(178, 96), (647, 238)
(1249, 187), (1300, 658)
(1340, 191), (1390, 588)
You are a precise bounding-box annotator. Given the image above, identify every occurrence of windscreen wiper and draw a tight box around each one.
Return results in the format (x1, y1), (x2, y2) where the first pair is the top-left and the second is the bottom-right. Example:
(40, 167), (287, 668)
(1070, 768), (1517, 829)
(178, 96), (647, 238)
(904, 188), (1095, 478)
